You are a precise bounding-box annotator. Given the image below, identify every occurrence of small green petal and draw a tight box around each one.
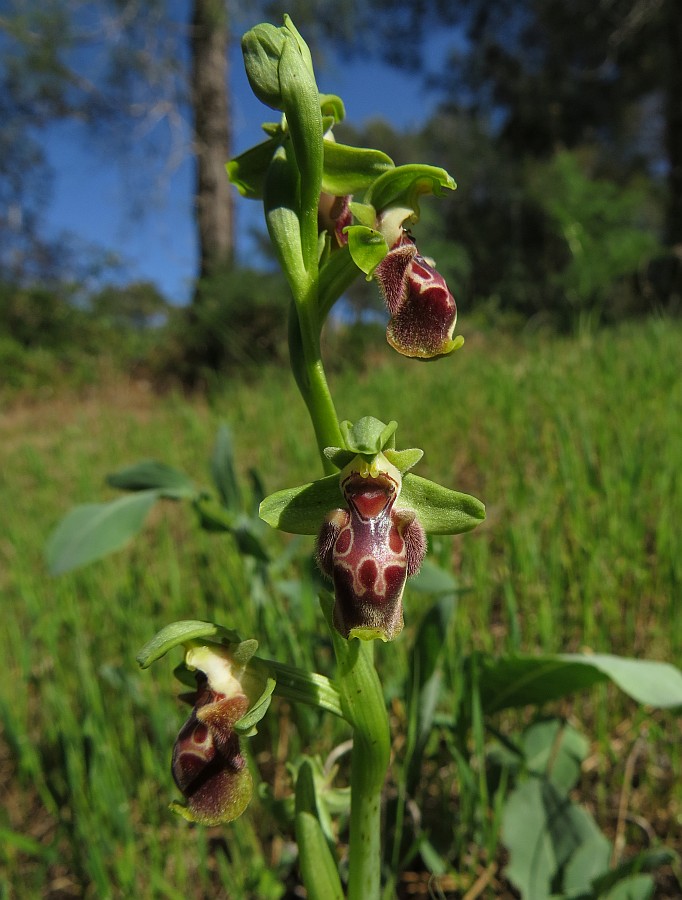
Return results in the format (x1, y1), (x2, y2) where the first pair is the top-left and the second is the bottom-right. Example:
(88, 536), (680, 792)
(345, 225), (389, 276)
(348, 201), (377, 227)
(383, 448), (424, 473)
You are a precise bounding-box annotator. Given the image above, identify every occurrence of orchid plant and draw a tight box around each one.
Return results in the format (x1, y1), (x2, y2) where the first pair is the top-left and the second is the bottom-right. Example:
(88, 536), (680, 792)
(45, 15), (682, 900)
(136, 16), (484, 898)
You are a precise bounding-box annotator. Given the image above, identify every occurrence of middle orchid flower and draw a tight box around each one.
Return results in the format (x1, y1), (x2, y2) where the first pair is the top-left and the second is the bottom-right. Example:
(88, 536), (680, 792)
(259, 417), (485, 642)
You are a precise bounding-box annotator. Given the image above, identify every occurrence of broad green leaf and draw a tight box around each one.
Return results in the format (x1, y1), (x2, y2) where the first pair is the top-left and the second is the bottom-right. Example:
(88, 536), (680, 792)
(106, 460), (197, 499)
(475, 653), (682, 714)
(211, 424), (241, 510)
(503, 778), (607, 900)
(136, 620), (242, 668)
(602, 874), (654, 900)
(522, 719), (588, 794)
(46, 490), (160, 575)
(409, 559), (459, 595)
(321, 140), (394, 196)
(563, 833), (611, 898)
(400, 473), (486, 534)
(259, 474), (343, 534)
(592, 849), (677, 896)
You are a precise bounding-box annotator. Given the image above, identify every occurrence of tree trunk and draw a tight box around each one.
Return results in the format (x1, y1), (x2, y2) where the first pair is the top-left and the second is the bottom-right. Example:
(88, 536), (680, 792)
(664, 0), (682, 245)
(190, 0), (233, 287)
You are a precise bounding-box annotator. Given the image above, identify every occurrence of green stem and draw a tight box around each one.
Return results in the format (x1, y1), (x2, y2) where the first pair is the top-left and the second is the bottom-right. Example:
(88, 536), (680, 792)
(324, 597), (390, 900)
(288, 292), (343, 472)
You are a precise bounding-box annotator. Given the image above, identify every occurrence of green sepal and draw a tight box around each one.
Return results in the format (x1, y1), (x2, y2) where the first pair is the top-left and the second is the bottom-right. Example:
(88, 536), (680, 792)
(319, 93), (345, 124)
(400, 473), (485, 534)
(227, 135), (283, 200)
(136, 620), (242, 669)
(341, 416), (397, 454)
(345, 225), (388, 276)
(365, 164), (456, 218)
(259, 473), (343, 535)
(321, 141), (394, 196)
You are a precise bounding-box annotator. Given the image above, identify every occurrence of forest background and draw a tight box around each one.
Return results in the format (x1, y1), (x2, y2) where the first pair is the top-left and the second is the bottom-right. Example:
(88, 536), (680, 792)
(2, 0), (681, 389)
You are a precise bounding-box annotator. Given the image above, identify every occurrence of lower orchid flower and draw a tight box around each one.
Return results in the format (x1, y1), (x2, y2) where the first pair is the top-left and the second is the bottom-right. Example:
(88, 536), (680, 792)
(136, 623), (275, 825)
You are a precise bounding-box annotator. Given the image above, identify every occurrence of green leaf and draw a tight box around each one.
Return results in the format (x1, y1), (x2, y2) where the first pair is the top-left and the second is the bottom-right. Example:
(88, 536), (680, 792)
(400, 473), (485, 534)
(136, 620), (242, 668)
(592, 848), (677, 896)
(106, 460), (197, 499)
(259, 474), (343, 535)
(503, 778), (608, 900)
(563, 833), (612, 898)
(46, 490), (160, 575)
(211, 424), (241, 511)
(406, 594), (455, 792)
(364, 163), (456, 217)
(474, 653), (682, 714)
(521, 719), (589, 795)
(601, 874), (655, 900)
(322, 140), (394, 196)
(295, 761), (344, 900)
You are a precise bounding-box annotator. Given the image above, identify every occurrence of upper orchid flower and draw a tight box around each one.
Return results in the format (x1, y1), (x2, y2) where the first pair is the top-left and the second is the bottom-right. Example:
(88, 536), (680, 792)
(344, 165), (464, 360)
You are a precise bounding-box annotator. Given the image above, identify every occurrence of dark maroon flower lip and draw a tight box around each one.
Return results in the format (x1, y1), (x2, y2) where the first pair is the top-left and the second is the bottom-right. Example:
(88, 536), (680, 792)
(341, 471), (399, 520)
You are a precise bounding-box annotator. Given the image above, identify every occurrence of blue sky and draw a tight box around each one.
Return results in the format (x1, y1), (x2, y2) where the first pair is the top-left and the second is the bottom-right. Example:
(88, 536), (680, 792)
(42, 40), (450, 305)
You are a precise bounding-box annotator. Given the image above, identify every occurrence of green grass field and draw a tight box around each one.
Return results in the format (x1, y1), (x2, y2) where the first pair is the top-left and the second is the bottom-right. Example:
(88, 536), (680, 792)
(1, 318), (680, 897)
